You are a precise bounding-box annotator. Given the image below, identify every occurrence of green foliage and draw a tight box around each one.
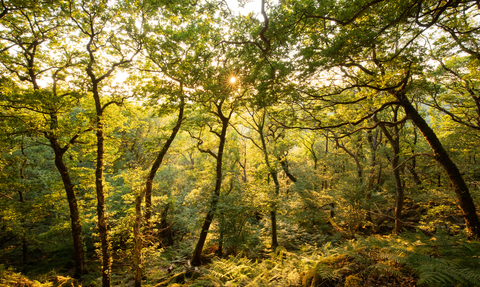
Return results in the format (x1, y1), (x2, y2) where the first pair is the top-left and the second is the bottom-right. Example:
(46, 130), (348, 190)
(2, 0), (480, 285)
(178, 231), (479, 287)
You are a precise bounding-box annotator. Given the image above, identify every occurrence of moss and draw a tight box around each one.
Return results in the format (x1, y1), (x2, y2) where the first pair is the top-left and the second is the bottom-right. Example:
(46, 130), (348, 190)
(317, 254), (350, 266)
(301, 266), (322, 287)
(344, 275), (363, 287)
(12, 278), (40, 287)
(51, 276), (81, 287)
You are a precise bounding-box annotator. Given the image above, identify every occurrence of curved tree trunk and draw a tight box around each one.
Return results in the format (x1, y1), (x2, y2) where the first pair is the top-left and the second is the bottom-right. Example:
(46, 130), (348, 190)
(191, 102), (230, 266)
(17, 37), (87, 277)
(397, 92), (480, 238)
(49, 137), (86, 277)
(144, 98), (185, 230)
(133, 98), (184, 286)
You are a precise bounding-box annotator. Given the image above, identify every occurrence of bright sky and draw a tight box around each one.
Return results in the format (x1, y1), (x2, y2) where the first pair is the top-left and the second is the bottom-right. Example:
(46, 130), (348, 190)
(226, 0), (263, 18)
(33, 1), (263, 89)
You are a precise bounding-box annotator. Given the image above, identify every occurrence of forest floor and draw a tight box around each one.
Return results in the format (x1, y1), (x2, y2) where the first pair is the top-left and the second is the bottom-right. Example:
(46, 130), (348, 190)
(1, 199), (480, 287)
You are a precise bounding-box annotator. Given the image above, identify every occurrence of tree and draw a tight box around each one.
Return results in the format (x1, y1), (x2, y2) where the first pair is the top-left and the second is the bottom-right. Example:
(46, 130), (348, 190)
(0, 3), (87, 275)
(68, 1), (141, 284)
(189, 85), (237, 266)
(232, 108), (283, 249)
(375, 106), (406, 234)
(272, 0), (480, 238)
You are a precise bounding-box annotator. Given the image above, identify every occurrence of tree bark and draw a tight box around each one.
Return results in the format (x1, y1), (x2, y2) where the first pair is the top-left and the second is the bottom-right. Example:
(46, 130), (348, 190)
(145, 98), (184, 230)
(381, 135), (403, 234)
(90, 79), (111, 287)
(397, 92), (480, 238)
(376, 106), (405, 234)
(13, 35), (87, 277)
(270, 172), (280, 249)
(191, 102), (230, 266)
(49, 137), (86, 277)
(408, 128), (423, 188)
(159, 203), (174, 246)
(134, 190), (145, 287)
(258, 113), (280, 249)
(278, 156), (297, 183)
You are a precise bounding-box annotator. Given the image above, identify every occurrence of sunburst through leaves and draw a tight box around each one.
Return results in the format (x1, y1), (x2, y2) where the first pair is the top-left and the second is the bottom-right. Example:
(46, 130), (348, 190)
(224, 70), (240, 90)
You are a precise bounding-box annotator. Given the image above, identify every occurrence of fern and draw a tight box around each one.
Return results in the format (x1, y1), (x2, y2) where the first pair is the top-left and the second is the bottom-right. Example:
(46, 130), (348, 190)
(413, 255), (480, 286)
(316, 263), (341, 281)
(405, 230), (480, 287)
(368, 262), (402, 277)
(192, 231), (479, 287)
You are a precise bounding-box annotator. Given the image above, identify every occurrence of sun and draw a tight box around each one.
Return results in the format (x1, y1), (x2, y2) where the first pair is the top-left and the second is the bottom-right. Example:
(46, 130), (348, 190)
(224, 70), (240, 89)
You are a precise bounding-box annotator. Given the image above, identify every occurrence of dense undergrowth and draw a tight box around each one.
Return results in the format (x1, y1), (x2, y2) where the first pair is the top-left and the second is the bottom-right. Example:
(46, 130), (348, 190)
(2, 229), (479, 287)
(2, 191), (480, 287)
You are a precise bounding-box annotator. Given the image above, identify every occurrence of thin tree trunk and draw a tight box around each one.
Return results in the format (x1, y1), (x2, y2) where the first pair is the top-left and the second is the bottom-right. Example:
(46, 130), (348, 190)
(397, 92), (480, 238)
(278, 156), (297, 183)
(270, 172), (280, 249)
(366, 128), (381, 196)
(323, 132), (329, 189)
(408, 128), (423, 188)
(365, 129), (381, 223)
(19, 141), (28, 268)
(392, 156), (404, 234)
(145, 98), (184, 230)
(91, 81), (111, 287)
(377, 107), (404, 234)
(334, 137), (363, 183)
(191, 103), (230, 266)
(257, 112), (280, 249)
(134, 190), (145, 287)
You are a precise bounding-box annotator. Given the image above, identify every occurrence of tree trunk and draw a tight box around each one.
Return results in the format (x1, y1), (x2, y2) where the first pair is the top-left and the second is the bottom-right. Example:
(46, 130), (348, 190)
(392, 155), (404, 234)
(191, 196), (219, 266)
(323, 132), (329, 189)
(257, 113), (280, 249)
(18, 45), (86, 276)
(49, 138), (86, 277)
(91, 82), (111, 287)
(159, 203), (174, 246)
(365, 129), (381, 222)
(408, 128), (423, 188)
(335, 137), (363, 183)
(270, 171), (280, 249)
(145, 98), (184, 230)
(134, 190), (144, 287)
(278, 156), (297, 183)
(377, 107), (405, 234)
(19, 150), (28, 267)
(397, 92), (480, 238)
(191, 103), (230, 266)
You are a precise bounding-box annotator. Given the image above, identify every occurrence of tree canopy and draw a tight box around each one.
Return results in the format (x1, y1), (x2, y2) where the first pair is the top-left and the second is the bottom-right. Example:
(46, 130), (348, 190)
(1, 0), (480, 286)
